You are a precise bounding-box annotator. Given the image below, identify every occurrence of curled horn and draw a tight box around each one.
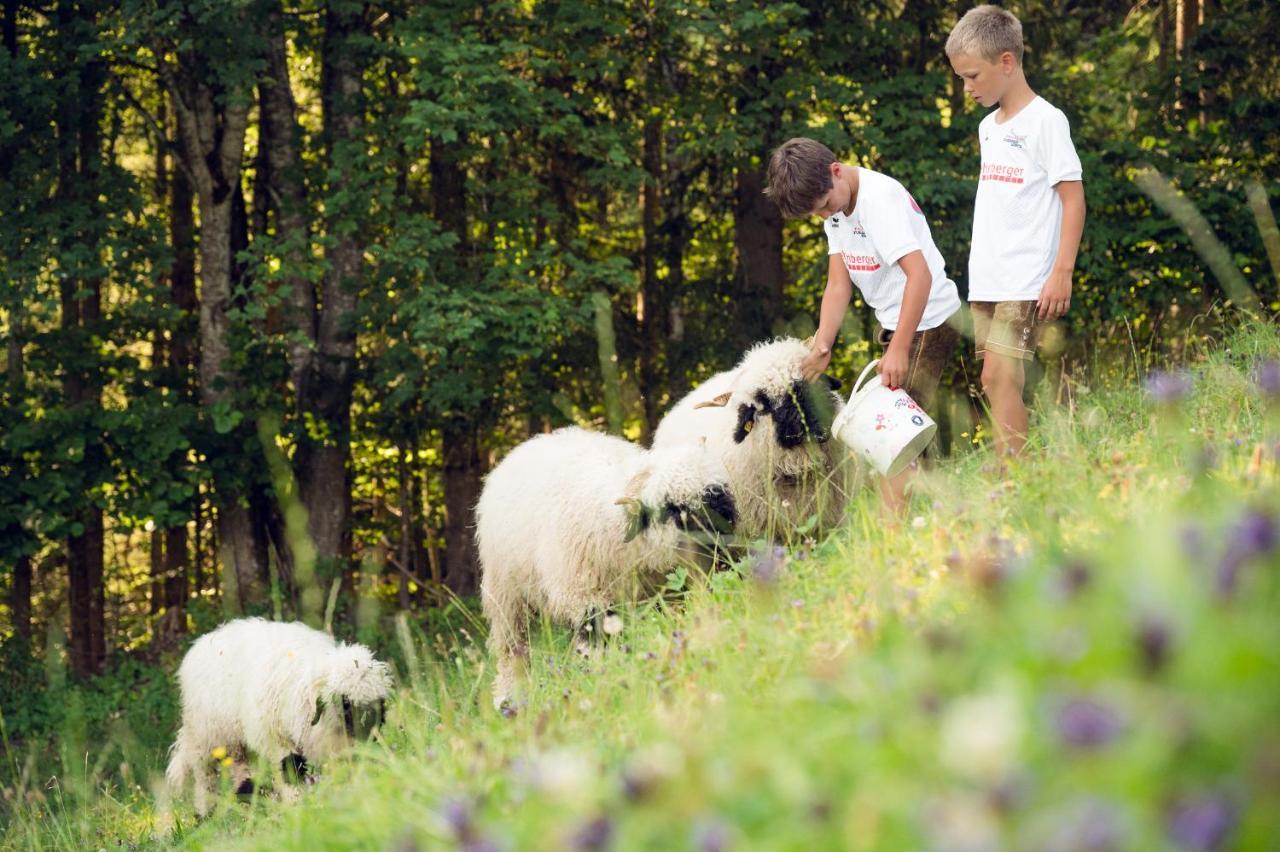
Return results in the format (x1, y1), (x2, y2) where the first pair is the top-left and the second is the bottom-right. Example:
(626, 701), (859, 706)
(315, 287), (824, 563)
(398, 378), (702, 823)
(693, 391), (733, 410)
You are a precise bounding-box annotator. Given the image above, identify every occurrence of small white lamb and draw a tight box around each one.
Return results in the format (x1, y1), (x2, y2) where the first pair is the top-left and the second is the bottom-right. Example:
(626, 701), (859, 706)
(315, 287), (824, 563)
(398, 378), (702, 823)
(652, 337), (851, 541)
(165, 618), (392, 815)
(477, 427), (735, 709)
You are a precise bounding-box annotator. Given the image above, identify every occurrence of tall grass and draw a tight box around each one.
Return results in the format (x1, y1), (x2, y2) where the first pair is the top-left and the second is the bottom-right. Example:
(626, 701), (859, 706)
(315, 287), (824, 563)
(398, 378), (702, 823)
(4, 319), (1279, 851)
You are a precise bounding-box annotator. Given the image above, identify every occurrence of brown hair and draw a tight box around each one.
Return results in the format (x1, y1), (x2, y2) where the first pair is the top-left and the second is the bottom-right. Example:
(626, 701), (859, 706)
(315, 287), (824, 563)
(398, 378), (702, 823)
(764, 138), (837, 219)
(946, 5), (1024, 63)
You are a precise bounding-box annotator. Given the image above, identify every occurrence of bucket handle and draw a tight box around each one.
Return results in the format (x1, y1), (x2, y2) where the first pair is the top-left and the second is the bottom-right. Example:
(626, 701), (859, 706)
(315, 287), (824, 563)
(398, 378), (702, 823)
(852, 359), (881, 397)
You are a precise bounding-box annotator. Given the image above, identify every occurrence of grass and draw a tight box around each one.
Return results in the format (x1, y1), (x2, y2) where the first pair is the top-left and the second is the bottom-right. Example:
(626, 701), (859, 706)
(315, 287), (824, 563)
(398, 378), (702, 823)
(3, 319), (1279, 851)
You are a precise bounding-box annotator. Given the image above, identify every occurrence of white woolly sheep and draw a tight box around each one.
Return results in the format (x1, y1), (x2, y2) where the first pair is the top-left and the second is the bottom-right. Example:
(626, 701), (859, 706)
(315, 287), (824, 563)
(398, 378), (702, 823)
(651, 337), (852, 541)
(165, 618), (393, 816)
(477, 427), (736, 709)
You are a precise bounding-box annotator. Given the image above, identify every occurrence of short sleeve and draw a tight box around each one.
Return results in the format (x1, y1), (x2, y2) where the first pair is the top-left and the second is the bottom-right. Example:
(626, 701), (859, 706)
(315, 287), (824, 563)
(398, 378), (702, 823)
(823, 218), (842, 255)
(868, 183), (921, 266)
(1039, 108), (1083, 186)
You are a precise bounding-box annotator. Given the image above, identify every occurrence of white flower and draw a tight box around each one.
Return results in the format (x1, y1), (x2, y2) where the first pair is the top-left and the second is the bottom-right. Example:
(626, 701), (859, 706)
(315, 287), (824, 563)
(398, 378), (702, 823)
(939, 689), (1023, 783)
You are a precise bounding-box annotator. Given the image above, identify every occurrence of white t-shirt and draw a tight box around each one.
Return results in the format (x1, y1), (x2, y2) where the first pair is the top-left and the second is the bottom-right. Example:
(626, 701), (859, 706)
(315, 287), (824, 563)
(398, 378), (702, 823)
(823, 167), (961, 332)
(968, 96), (1083, 302)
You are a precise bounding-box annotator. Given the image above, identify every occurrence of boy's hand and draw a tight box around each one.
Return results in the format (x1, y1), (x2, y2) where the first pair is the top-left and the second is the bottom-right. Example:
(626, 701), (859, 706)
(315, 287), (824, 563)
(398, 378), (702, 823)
(1038, 270), (1072, 321)
(878, 343), (910, 390)
(801, 342), (832, 382)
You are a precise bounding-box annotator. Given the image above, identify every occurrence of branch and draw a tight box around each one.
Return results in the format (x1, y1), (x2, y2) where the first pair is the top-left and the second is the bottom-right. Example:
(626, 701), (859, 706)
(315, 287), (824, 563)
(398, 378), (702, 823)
(108, 76), (198, 188)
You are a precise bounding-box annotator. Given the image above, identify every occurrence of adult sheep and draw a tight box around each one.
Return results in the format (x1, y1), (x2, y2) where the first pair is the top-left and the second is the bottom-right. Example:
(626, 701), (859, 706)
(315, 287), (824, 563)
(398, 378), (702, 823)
(652, 337), (852, 542)
(478, 427), (736, 709)
(165, 618), (393, 816)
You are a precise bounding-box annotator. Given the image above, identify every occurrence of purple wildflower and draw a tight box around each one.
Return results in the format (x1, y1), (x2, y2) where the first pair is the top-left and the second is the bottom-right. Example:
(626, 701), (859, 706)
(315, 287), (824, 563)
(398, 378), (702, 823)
(1056, 697), (1125, 749)
(1216, 509), (1278, 597)
(440, 797), (474, 842)
(749, 545), (787, 585)
(1166, 791), (1236, 851)
(462, 841), (501, 852)
(1179, 522), (1207, 561)
(1252, 359), (1280, 397)
(1145, 370), (1194, 404)
(568, 816), (613, 851)
(1036, 797), (1126, 852)
(693, 819), (732, 852)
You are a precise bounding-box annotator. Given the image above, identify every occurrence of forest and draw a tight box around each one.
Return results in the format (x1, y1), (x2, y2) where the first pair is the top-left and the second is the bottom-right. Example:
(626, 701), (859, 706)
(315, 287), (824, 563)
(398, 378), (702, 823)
(1, 1), (1279, 845)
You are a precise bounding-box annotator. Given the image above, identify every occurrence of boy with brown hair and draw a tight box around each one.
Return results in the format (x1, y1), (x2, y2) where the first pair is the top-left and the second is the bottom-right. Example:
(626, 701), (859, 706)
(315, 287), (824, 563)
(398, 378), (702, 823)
(765, 138), (962, 511)
(947, 4), (1086, 458)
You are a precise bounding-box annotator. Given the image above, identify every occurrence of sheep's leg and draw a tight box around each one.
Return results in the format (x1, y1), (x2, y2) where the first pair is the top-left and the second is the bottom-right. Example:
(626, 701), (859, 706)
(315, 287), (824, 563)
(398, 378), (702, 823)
(486, 599), (529, 712)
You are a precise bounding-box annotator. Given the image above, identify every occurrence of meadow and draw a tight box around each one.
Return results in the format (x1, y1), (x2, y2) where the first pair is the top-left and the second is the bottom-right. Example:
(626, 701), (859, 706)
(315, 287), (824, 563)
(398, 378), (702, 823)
(2, 316), (1277, 851)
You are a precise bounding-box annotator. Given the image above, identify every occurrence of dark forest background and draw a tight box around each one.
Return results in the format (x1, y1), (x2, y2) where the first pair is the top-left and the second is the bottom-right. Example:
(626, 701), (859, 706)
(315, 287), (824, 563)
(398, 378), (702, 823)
(1, 0), (1277, 755)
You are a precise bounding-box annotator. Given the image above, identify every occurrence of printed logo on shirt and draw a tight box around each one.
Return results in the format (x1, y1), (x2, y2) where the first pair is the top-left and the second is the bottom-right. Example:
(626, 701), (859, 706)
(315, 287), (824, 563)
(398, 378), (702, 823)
(849, 221), (867, 237)
(842, 252), (881, 272)
(1002, 130), (1028, 150)
(980, 163), (1025, 184)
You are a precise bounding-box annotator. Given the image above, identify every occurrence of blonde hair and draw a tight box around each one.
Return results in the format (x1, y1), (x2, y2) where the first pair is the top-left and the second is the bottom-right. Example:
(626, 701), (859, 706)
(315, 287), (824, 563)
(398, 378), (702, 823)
(946, 5), (1024, 63)
(764, 138), (837, 220)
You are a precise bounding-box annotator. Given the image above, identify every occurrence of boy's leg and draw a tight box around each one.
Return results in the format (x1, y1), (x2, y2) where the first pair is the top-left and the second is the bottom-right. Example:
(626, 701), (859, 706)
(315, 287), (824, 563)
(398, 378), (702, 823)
(971, 302), (1040, 458)
(982, 353), (1028, 457)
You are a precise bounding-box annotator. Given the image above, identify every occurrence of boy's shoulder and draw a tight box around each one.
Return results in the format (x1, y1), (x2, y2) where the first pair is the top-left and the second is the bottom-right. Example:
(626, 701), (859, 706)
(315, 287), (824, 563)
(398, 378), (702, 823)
(857, 167), (910, 201)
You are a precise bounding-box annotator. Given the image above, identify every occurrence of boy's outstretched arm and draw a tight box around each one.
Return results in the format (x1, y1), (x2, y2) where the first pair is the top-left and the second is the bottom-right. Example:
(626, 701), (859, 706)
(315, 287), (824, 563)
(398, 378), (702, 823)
(1039, 180), (1086, 321)
(879, 250), (930, 389)
(801, 255), (853, 381)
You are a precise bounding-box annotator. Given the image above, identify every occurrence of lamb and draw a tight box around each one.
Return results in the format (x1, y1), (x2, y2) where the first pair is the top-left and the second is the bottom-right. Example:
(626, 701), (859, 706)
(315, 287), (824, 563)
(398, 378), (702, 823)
(477, 427), (736, 709)
(651, 337), (852, 542)
(165, 618), (393, 816)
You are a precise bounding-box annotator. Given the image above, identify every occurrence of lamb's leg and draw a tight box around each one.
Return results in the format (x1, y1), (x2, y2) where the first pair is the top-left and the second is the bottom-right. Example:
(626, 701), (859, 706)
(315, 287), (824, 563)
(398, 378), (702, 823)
(574, 605), (620, 657)
(191, 758), (216, 818)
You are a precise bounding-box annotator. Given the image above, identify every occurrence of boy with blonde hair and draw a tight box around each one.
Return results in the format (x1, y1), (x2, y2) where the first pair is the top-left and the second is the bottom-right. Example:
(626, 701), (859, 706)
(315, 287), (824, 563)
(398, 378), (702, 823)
(765, 138), (962, 512)
(947, 4), (1086, 459)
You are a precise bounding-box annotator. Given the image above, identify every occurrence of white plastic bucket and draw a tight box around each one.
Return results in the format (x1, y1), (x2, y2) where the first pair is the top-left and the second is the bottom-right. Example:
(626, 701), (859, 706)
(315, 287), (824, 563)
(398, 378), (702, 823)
(831, 359), (937, 477)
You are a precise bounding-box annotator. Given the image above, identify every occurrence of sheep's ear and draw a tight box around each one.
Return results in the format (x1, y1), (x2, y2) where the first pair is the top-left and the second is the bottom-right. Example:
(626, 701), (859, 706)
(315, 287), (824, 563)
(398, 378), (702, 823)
(693, 392), (733, 410)
(733, 403), (758, 443)
(621, 466), (652, 502)
(614, 496), (649, 543)
(821, 373), (842, 391)
(311, 696), (326, 727)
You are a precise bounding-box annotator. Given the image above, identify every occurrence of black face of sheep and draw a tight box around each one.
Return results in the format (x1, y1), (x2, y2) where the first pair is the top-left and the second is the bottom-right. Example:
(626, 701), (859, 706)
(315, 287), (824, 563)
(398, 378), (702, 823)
(626, 486), (737, 541)
(313, 696), (386, 740)
(663, 483), (737, 535)
(733, 376), (842, 448)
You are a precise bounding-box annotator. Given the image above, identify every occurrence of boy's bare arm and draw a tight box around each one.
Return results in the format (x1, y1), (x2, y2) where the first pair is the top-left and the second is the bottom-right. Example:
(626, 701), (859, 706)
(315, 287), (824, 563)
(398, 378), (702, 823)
(1039, 180), (1086, 321)
(879, 250), (930, 389)
(800, 254), (853, 381)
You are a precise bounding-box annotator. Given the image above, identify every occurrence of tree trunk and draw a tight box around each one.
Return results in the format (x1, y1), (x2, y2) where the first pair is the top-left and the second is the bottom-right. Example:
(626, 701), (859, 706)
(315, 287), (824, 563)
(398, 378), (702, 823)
(294, 0), (364, 571)
(259, 2), (316, 393)
(165, 54), (262, 613)
(11, 556), (31, 640)
(166, 94), (196, 628)
(60, 11), (107, 677)
(638, 112), (666, 441)
(164, 525), (188, 634)
(150, 530), (164, 615)
(441, 422), (482, 595)
(733, 163), (785, 351)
